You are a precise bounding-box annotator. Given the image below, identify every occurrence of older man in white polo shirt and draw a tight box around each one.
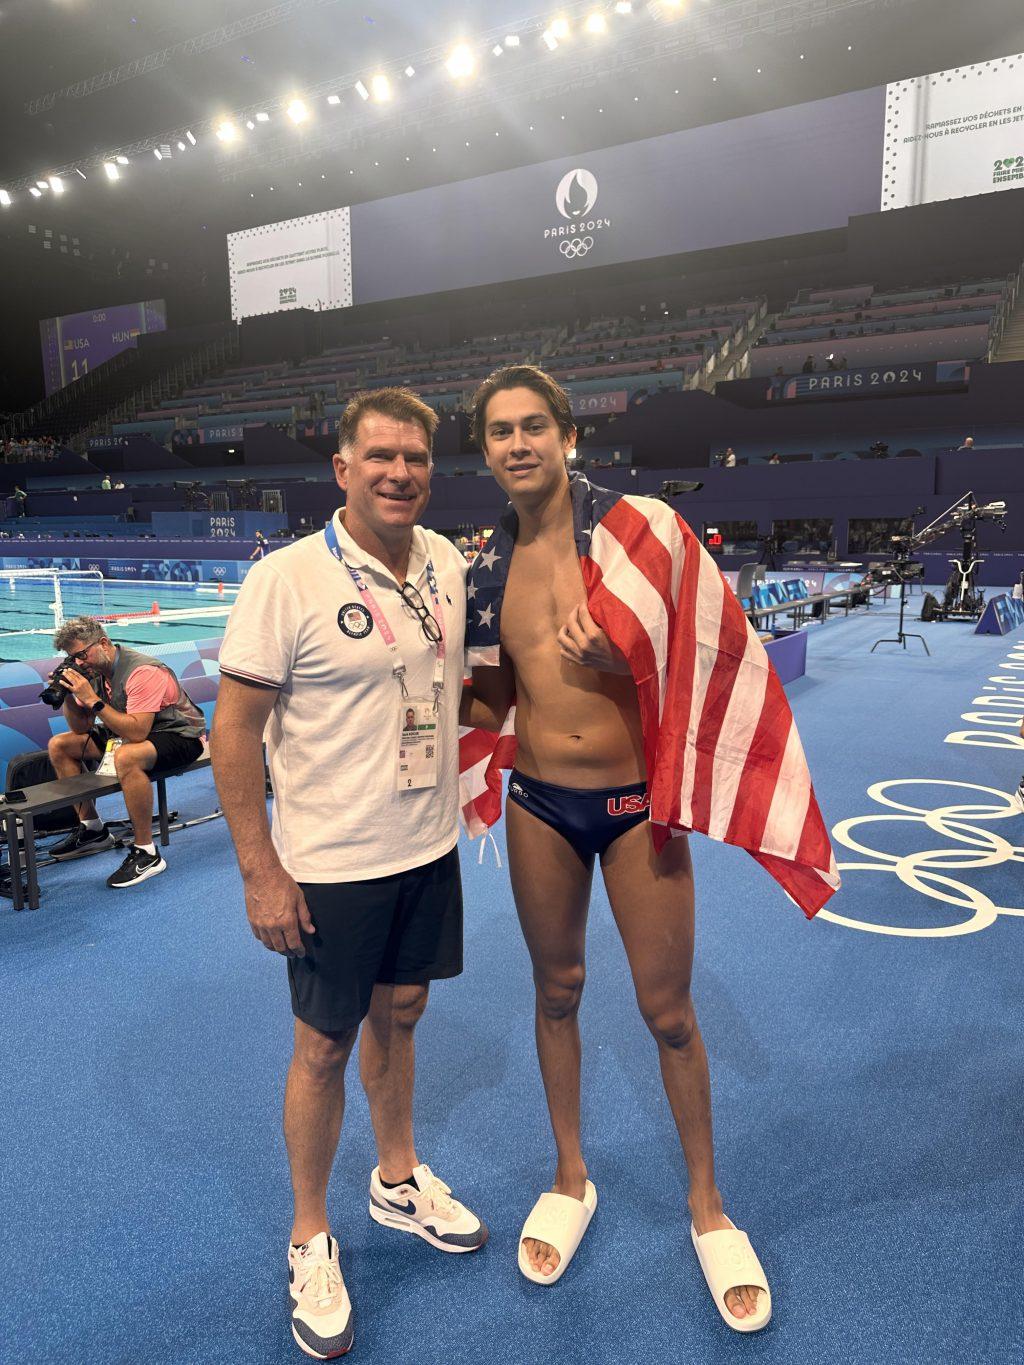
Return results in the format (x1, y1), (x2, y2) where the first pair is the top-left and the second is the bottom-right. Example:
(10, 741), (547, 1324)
(211, 388), (484, 1361)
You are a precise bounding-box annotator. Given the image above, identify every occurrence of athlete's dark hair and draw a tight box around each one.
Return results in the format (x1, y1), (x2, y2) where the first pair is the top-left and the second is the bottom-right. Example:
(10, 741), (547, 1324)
(471, 365), (576, 453)
(338, 387), (438, 459)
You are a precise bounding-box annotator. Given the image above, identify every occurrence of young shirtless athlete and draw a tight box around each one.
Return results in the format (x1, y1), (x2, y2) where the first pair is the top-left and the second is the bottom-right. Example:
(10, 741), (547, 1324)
(460, 366), (769, 1328)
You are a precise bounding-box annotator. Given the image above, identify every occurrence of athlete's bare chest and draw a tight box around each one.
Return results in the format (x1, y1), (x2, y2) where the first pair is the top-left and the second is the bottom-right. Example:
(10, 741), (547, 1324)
(501, 538), (586, 654)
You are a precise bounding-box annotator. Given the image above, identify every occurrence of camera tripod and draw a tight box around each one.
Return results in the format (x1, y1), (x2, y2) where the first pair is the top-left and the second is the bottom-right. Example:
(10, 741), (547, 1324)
(870, 561), (929, 655)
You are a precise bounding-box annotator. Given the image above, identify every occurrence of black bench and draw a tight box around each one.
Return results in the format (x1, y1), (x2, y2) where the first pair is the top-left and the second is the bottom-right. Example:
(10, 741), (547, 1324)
(2, 754), (213, 911)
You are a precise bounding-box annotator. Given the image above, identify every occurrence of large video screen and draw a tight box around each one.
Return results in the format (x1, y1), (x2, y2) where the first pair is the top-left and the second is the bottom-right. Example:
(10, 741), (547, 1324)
(39, 299), (167, 396)
(225, 51), (1024, 320)
(348, 87), (884, 305)
(882, 53), (1024, 209)
(227, 208), (352, 322)
(226, 88), (884, 320)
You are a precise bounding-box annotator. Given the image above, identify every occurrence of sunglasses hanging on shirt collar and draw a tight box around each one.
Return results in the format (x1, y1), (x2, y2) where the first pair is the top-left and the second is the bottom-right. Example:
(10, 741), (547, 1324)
(398, 581), (442, 645)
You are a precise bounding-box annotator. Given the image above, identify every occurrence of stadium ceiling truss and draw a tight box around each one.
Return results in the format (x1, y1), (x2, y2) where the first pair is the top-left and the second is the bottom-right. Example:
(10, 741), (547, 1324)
(22, 0), (352, 116)
(9, 0), (922, 192)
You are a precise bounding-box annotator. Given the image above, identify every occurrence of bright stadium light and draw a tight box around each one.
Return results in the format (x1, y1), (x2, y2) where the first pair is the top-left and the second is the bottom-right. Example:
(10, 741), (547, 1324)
(29, 187), (42, 197)
(287, 99), (308, 124)
(542, 29), (558, 49)
(551, 17), (571, 39)
(216, 120), (239, 142)
(504, 34), (521, 46)
(405, 64), (415, 76)
(177, 140), (187, 151)
(74, 168), (87, 180)
(354, 80), (370, 100)
(446, 44), (475, 79)
(370, 73), (391, 101)
(327, 93), (341, 104)
(255, 112), (269, 123)
(116, 155), (130, 164)
(492, 43), (504, 56)
(48, 176), (64, 194)
(153, 147), (163, 159)
(104, 162), (120, 181)
(246, 120), (256, 130)
(585, 12), (607, 33)
(0, 190), (11, 207)
(186, 129), (197, 144)
(36, 180), (49, 189)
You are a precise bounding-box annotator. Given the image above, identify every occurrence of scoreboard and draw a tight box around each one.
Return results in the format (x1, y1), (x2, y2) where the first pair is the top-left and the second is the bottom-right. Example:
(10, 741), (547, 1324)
(39, 298), (167, 396)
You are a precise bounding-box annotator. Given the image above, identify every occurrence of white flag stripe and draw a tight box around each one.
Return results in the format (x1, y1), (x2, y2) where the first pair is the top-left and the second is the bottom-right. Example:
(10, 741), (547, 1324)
(465, 643), (500, 669)
(706, 634), (769, 841)
(590, 520), (670, 718)
(624, 495), (686, 605)
(676, 554), (726, 829)
(761, 722), (811, 857)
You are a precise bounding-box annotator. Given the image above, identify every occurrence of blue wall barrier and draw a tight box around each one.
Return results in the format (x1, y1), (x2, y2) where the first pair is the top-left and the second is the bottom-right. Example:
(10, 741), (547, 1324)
(0, 550), (258, 585)
(975, 594), (1024, 635)
(150, 512), (287, 539)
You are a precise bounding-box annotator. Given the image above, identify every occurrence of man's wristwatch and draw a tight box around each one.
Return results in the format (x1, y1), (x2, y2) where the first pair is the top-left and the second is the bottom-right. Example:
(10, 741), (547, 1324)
(88, 698), (105, 714)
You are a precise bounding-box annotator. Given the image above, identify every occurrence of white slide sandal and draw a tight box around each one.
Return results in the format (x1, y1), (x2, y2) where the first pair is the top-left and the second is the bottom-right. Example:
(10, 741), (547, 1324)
(690, 1217), (772, 1333)
(517, 1181), (598, 1285)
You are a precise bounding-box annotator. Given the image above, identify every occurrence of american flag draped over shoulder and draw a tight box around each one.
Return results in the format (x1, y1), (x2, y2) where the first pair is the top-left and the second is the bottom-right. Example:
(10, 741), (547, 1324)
(459, 473), (840, 918)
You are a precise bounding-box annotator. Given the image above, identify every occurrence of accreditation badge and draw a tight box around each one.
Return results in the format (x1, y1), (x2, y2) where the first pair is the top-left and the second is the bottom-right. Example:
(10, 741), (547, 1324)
(96, 737), (122, 777)
(396, 697), (439, 791)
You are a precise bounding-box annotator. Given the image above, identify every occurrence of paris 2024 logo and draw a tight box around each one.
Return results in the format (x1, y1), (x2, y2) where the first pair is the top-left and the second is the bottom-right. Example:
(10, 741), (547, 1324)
(544, 168), (611, 259)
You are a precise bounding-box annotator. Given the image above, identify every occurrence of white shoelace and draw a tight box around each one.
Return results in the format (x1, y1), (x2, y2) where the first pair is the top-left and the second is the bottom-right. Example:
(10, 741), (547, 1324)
(298, 1253), (342, 1308)
(417, 1166), (458, 1219)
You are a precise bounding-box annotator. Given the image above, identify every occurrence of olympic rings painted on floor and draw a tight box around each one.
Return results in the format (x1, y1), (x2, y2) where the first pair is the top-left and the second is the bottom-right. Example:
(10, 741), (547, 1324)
(823, 779), (1024, 937)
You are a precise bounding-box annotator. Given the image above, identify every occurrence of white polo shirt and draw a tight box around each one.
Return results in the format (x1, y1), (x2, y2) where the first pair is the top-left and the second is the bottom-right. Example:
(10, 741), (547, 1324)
(218, 511), (467, 882)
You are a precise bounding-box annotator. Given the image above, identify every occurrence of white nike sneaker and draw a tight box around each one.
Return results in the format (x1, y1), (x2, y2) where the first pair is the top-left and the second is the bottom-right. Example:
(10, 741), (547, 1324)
(287, 1232), (353, 1359)
(1013, 778), (1024, 814)
(368, 1163), (488, 1253)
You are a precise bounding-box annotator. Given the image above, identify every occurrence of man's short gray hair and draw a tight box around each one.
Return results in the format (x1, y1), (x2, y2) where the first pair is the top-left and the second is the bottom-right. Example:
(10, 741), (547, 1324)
(53, 616), (108, 655)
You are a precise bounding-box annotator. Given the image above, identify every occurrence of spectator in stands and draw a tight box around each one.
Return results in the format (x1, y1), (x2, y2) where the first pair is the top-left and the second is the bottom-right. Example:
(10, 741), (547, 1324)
(801, 356), (815, 373)
(723, 447), (737, 468)
(957, 436), (975, 450)
(768, 452), (781, 465)
(12, 486), (27, 517)
(45, 616), (206, 887)
(100, 475), (112, 491)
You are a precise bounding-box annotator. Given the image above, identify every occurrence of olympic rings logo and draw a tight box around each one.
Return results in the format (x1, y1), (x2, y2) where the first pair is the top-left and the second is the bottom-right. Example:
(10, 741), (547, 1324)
(821, 779), (1024, 938)
(559, 236), (594, 259)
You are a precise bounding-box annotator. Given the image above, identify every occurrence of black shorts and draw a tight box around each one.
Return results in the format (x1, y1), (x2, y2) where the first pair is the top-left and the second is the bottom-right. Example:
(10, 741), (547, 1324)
(84, 728), (204, 776)
(147, 731), (205, 776)
(289, 847), (463, 1034)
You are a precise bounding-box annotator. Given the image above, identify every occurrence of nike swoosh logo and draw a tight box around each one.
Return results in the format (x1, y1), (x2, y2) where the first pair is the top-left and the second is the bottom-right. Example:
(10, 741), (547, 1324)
(386, 1197), (417, 1215)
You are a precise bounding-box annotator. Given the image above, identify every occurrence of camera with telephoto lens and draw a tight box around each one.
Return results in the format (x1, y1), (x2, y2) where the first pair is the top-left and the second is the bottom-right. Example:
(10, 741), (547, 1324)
(39, 658), (79, 709)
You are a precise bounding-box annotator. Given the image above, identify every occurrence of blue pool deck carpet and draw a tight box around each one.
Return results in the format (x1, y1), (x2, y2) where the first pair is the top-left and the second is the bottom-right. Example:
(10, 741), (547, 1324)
(0, 595), (1021, 1365)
